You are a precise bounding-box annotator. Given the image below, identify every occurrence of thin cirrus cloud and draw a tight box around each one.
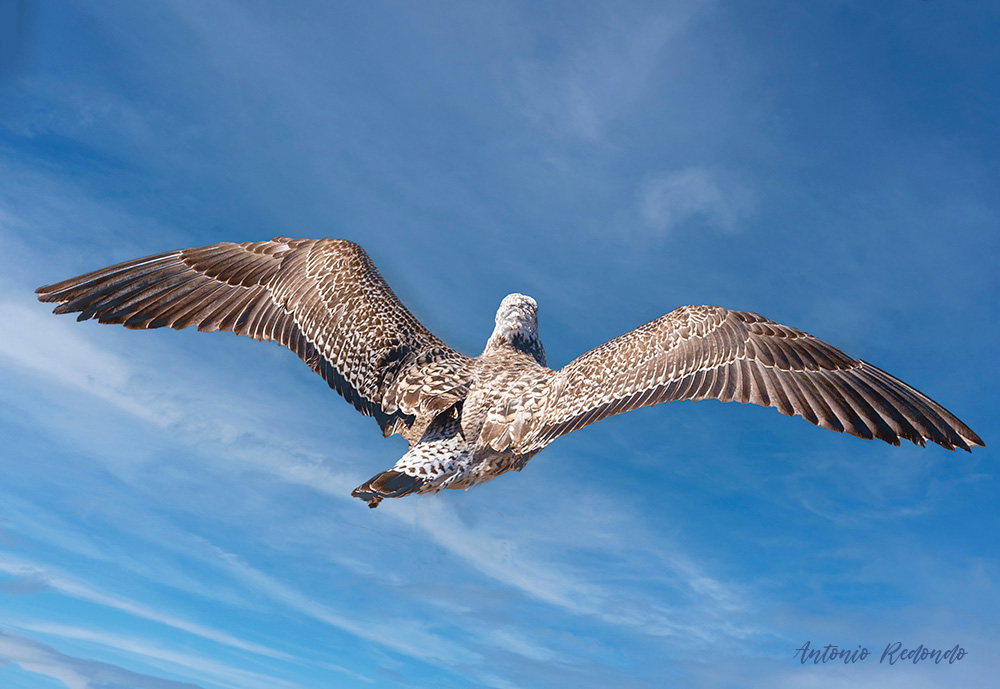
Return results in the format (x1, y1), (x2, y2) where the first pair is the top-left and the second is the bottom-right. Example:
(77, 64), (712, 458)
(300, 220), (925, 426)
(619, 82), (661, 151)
(4, 621), (319, 689)
(0, 481), (550, 680)
(0, 627), (205, 689)
(510, 6), (693, 143)
(638, 168), (752, 237)
(0, 554), (291, 662)
(0, 541), (496, 682)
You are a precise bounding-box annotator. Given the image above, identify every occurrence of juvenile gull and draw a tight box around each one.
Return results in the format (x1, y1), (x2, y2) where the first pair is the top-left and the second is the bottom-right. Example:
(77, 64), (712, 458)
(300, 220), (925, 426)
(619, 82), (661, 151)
(36, 237), (984, 507)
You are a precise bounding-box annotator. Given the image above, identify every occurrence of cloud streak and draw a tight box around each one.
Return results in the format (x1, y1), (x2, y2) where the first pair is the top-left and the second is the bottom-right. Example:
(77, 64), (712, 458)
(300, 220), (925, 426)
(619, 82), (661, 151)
(0, 627), (203, 689)
(7, 621), (317, 689)
(510, 4), (698, 142)
(0, 554), (291, 660)
(638, 168), (752, 238)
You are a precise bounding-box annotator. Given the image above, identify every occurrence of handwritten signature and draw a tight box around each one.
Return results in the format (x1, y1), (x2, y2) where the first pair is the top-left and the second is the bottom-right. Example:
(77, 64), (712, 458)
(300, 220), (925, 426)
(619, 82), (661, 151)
(794, 640), (967, 665)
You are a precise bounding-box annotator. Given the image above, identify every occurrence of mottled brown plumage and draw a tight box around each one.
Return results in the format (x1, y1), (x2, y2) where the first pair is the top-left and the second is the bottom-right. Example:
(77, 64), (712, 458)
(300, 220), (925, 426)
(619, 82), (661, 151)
(36, 237), (984, 507)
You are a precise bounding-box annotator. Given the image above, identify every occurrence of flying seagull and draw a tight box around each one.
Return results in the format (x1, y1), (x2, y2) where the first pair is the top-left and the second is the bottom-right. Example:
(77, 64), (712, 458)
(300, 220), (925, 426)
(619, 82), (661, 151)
(36, 237), (983, 507)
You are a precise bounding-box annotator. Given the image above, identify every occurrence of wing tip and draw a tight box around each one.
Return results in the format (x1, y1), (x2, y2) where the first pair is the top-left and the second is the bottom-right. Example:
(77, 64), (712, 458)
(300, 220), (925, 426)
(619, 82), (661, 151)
(36, 283), (65, 303)
(955, 433), (984, 452)
(963, 430), (986, 449)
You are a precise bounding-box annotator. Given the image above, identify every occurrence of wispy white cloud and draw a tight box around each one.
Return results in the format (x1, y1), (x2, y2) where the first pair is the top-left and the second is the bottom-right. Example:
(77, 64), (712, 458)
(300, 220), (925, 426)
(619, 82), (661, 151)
(779, 447), (988, 528)
(0, 298), (183, 427)
(396, 491), (758, 647)
(0, 554), (292, 660)
(509, 4), (700, 142)
(483, 629), (565, 663)
(8, 621), (324, 689)
(207, 546), (483, 667)
(0, 74), (164, 152)
(638, 168), (752, 237)
(0, 627), (203, 689)
(0, 492), (258, 609)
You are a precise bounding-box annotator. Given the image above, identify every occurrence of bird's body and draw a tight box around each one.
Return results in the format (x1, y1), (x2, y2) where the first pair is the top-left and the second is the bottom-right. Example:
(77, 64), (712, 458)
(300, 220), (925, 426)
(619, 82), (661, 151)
(36, 237), (984, 507)
(356, 294), (554, 505)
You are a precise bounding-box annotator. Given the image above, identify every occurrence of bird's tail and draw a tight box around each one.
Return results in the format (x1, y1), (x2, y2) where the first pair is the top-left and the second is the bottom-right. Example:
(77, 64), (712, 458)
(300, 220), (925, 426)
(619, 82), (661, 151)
(352, 470), (428, 509)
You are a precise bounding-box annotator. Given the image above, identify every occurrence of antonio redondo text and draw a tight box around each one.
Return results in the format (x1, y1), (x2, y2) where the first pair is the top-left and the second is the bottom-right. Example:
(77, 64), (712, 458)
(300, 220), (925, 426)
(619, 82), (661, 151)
(794, 641), (967, 666)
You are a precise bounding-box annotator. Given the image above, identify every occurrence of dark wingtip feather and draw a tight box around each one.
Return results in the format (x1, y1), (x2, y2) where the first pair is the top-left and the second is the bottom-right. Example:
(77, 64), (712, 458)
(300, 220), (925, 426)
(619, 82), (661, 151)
(960, 429), (985, 451)
(37, 280), (73, 300)
(37, 283), (69, 302)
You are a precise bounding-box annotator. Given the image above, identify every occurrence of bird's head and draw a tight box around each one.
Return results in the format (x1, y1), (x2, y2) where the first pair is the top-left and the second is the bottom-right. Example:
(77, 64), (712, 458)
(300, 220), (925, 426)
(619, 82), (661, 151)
(486, 293), (546, 366)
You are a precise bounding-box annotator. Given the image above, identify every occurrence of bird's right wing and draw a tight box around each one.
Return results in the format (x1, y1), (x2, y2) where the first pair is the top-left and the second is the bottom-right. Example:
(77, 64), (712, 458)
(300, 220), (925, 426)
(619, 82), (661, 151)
(36, 237), (473, 436)
(508, 305), (982, 453)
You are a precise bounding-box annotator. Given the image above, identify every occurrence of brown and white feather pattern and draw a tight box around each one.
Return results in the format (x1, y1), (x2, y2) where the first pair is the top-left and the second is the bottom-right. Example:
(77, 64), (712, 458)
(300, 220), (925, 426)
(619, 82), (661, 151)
(503, 305), (982, 454)
(35, 237), (473, 439)
(36, 238), (983, 508)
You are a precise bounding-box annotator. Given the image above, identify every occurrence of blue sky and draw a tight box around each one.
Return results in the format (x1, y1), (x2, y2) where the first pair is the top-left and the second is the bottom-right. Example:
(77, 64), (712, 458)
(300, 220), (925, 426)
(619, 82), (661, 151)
(0, 1), (997, 687)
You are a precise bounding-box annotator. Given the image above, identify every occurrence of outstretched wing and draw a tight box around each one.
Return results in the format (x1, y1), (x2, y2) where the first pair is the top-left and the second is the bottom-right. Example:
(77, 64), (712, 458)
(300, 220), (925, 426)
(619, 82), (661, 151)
(36, 237), (473, 436)
(512, 305), (983, 453)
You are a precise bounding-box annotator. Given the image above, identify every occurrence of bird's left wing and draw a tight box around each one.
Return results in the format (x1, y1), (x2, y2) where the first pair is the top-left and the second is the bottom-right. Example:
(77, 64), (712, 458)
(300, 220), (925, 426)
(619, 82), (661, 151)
(504, 305), (982, 453)
(36, 237), (473, 436)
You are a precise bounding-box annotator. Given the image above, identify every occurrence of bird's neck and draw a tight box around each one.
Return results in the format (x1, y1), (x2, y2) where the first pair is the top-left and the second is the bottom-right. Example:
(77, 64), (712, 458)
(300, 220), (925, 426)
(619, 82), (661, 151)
(483, 328), (547, 367)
